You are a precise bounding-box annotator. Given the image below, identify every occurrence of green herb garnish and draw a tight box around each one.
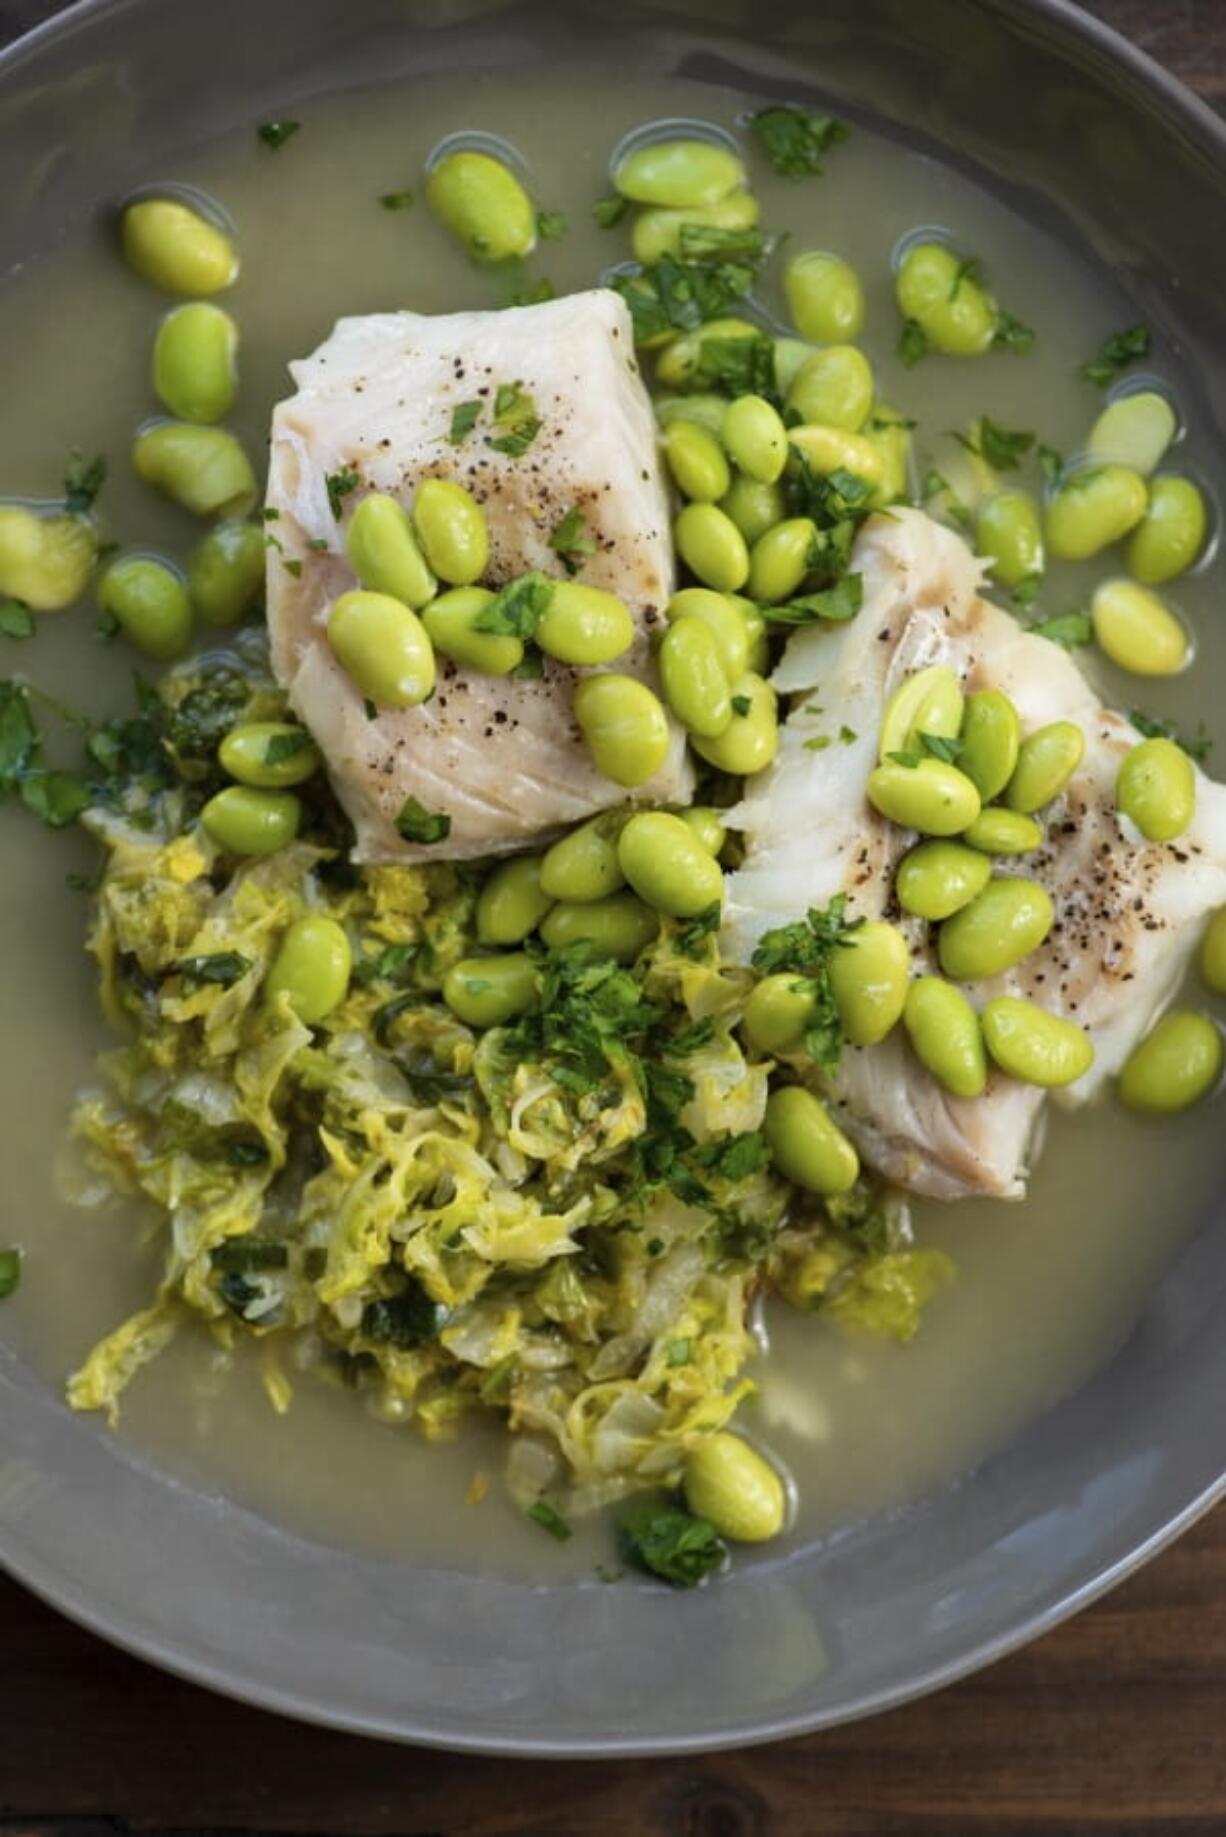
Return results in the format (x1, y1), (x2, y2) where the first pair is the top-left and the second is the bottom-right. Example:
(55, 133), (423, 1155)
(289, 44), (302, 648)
(750, 107), (849, 178)
(474, 572), (554, 639)
(378, 189), (413, 211)
(1083, 324), (1151, 389)
(63, 450), (106, 514)
(1029, 610), (1093, 649)
(593, 196), (628, 228)
(448, 399), (483, 444)
(0, 1249), (21, 1299)
(730, 694), (752, 716)
(1128, 709), (1212, 763)
(695, 333), (776, 400)
(959, 417), (1035, 471)
(918, 730), (964, 763)
(324, 466), (361, 518)
(263, 730), (313, 768)
(992, 310), (1036, 355)
(395, 797), (451, 845)
(548, 507), (596, 576)
(488, 381), (541, 457)
(897, 318), (928, 368)
(0, 601), (32, 639)
(527, 1500), (573, 1540)
(536, 209), (567, 242)
(620, 1498), (725, 1587)
(258, 119), (301, 151)
(361, 1281), (448, 1347)
(768, 572), (863, 626)
(172, 952), (253, 990)
(750, 895), (862, 1071)
(211, 1239), (290, 1274)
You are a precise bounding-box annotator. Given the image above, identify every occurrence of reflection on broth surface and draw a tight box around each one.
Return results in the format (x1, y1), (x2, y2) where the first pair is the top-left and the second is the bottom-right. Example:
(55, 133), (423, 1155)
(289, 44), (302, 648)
(0, 67), (1222, 1582)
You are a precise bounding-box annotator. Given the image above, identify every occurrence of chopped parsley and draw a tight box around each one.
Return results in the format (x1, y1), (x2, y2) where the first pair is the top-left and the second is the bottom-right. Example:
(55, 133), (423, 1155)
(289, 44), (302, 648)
(506, 275), (556, 307)
(547, 507), (596, 576)
(612, 251), (758, 346)
(0, 601), (32, 639)
(378, 189), (414, 211)
(527, 1500), (573, 1540)
(488, 381), (541, 457)
(0, 679), (90, 829)
(695, 333), (777, 400)
(897, 318), (928, 368)
(768, 572), (863, 626)
(921, 469), (973, 535)
(1038, 444), (1065, 488)
(447, 399), (483, 444)
(1012, 572), (1043, 611)
(1029, 610), (1093, 649)
(263, 729), (314, 768)
(324, 466), (361, 518)
(959, 417), (1035, 471)
(258, 119), (300, 151)
(395, 796), (451, 845)
(750, 106), (849, 178)
(361, 1280), (448, 1347)
(1083, 324), (1151, 389)
(992, 311), (1036, 355)
(1129, 709), (1212, 764)
(730, 694), (752, 717)
(0, 1249), (21, 1300)
(917, 730), (964, 763)
(788, 462), (875, 584)
(63, 450), (106, 514)
(352, 941), (417, 987)
(172, 952), (253, 990)
(620, 1497), (725, 1587)
(750, 895), (862, 1072)
(677, 222), (766, 264)
(592, 195), (628, 228)
(282, 557), (303, 579)
(536, 209), (567, 241)
(474, 572), (554, 639)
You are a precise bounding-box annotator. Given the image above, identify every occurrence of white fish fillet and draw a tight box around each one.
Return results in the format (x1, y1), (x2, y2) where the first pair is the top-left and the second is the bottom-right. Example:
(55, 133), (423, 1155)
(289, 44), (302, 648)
(725, 508), (1226, 1200)
(265, 290), (691, 862)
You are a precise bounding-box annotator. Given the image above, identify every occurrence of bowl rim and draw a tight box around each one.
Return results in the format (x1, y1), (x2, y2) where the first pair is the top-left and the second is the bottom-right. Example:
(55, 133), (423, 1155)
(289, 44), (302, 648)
(1, 0), (1225, 1757)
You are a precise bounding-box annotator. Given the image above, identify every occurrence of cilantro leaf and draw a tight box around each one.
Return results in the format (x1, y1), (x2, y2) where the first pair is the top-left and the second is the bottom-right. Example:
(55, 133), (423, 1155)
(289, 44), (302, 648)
(730, 694), (752, 716)
(621, 1498), (725, 1587)
(750, 107), (849, 178)
(972, 417), (1035, 471)
(488, 381), (541, 457)
(897, 318), (928, 368)
(1029, 610), (1092, 649)
(0, 680), (38, 790)
(506, 275), (556, 307)
(768, 572), (863, 626)
(992, 310), (1036, 355)
(19, 769), (89, 828)
(1039, 444), (1065, 488)
(0, 1249), (21, 1299)
(262, 729), (313, 768)
(918, 730), (964, 763)
(172, 952), (253, 990)
(448, 400), (482, 444)
(63, 450), (106, 514)
(378, 189), (413, 211)
(536, 209), (567, 241)
(612, 252), (758, 346)
(474, 572), (553, 639)
(677, 222), (766, 264)
(1128, 709), (1212, 764)
(325, 466), (361, 518)
(527, 1500), (572, 1540)
(695, 333), (776, 400)
(0, 601), (32, 639)
(258, 119), (300, 150)
(749, 895), (862, 1072)
(1082, 325), (1151, 389)
(593, 196), (628, 228)
(547, 507), (596, 576)
(395, 797), (451, 845)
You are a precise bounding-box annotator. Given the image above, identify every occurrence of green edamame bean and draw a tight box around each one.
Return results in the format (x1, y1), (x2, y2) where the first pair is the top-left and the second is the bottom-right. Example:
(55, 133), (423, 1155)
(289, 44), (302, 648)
(1116, 736), (1195, 842)
(1045, 464), (1148, 561)
(879, 664), (964, 761)
(785, 345), (874, 432)
(201, 785), (300, 855)
(962, 808), (1043, 855)
(674, 502), (750, 593)
(1125, 475), (1207, 586)
(937, 877), (1054, 981)
(152, 302), (237, 424)
(1202, 909), (1226, 995)
(425, 151), (536, 263)
(655, 394), (730, 438)
(772, 338), (815, 395)
(787, 423), (885, 488)
(1086, 390), (1176, 476)
(0, 506), (95, 611)
(539, 893), (659, 962)
(98, 555), (192, 661)
(573, 673), (671, 787)
(683, 1433), (785, 1544)
(442, 953), (540, 1027)
(1005, 721), (1085, 812)
(663, 419), (731, 503)
(1119, 1010), (1222, 1113)
(536, 582), (635, 666)
(895, 840), (991, 920)
(540, 818), (625, 903)
(765, 1085), (859, 1195)
(121, 197), (238, 296)
(219, 722), (320, 789)
(828, 919), (910, 1046)
(613, 137), (745, 209)
(719, 474), (785, 546)
(665, 588), (750, 679)
(266, 915), (352, 1025)
(1091, 578), (1188, 676)
(784, 250), (865, 344)
(328, 590), (435, 707)
(691, 671), (778, 776)
(617, 810), (724, 918)
(720, 395), (787, 485)
(476, 855), (553, 945)
(677, 806), (726, 856)
(958, 689), (1020, 802)
(631, 190), (760, 265)
(412, 478), (489, 586)
(187, 519), (264, 625)
(976, 490), (1044, 591)
(748, 517), (817, 604)
(981, 998), (1094, 1087)
(941, 870), (1058, 977)
(655, 317), (761, 389)
(346, 492), (436, 609)
(864, 405), (912, 507)
(423, 587), (521, 675)
(867, 759), (982, 835)
(742, 975), (815, 1055)
(132, 422), (257, 517)
(895, 242), (996, 357)
(903, 977), (988, 1097)
(659, 616), (733, 737)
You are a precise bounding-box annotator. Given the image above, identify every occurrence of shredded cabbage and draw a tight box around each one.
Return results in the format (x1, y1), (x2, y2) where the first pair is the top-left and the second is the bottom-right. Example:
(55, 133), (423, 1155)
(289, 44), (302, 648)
(63, 650), (954, 1510)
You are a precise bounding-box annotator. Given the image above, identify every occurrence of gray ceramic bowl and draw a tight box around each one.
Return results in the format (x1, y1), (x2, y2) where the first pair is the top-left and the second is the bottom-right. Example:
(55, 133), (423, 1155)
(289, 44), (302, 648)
(1, 0), (1225, 1755)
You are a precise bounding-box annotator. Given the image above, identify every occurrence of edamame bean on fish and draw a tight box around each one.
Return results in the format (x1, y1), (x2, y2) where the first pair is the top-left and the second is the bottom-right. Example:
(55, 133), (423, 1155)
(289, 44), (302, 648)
(904, 977), (988, 1097)
(347, 493), (437, 608)
(412, 477), (489, 584)
(665, 588), (750, 679)
(328, 589), (436, 707)
(1115, 737), (1195, 842)
(573, 674), (671, 787)
(659, 616), (733, 737)
(691, 671), (778, 774)
(424, 587), (522, 675)
(536, 582), (635, 666)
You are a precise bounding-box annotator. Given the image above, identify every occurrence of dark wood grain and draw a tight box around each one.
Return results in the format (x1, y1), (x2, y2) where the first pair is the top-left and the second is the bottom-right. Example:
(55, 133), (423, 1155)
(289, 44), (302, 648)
(1, 1), (1225, 1831)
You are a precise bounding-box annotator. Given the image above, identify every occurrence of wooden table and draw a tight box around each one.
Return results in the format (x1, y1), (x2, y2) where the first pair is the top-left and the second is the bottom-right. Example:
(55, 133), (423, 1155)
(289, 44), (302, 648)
(2, 2), (1226, 1830)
